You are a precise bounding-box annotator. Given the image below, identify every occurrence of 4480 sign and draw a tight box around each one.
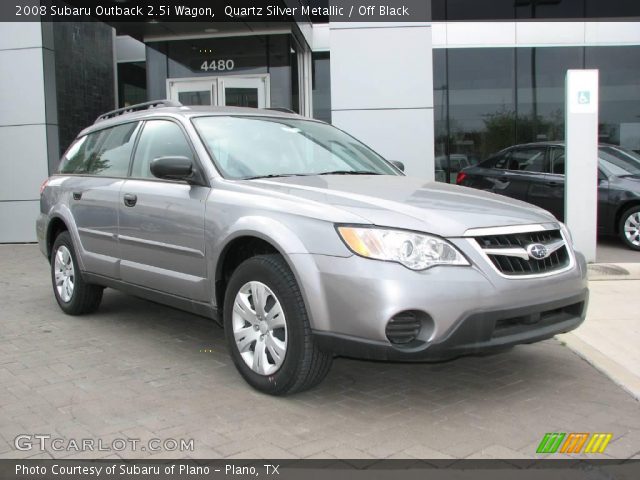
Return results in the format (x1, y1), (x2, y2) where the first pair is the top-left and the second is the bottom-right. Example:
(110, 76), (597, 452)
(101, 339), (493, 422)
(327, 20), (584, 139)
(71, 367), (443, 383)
(200, 59), (235, 72)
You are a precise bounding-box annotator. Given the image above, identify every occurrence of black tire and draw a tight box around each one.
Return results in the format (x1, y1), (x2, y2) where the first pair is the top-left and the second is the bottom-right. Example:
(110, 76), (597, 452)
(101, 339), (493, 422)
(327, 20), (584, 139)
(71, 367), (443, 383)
(223, 254), (333, 395)
(51, 231), (103, 315)
(618, 206), (640, 251)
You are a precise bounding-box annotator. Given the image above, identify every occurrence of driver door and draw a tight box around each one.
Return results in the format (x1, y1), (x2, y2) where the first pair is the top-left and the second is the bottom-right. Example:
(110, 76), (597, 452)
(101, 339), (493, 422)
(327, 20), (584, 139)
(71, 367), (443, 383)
(118, 119), (209, 301)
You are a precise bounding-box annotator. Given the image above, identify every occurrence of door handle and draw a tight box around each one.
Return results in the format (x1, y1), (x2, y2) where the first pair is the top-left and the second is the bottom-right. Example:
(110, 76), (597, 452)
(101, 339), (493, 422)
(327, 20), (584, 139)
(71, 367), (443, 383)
(123, 193), (137, 207)
(546, 181), (560, 187)
(72, 191), (82, 200)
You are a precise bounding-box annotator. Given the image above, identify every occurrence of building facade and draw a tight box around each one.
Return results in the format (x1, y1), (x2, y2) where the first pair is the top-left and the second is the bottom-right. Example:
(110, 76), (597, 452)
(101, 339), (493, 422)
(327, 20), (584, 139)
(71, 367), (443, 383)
(1, 0), (639, 242)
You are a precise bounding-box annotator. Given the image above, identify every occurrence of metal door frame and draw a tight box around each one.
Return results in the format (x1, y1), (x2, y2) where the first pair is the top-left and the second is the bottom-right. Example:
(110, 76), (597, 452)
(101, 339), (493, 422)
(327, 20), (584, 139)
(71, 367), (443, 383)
(167, 74), (270, 108)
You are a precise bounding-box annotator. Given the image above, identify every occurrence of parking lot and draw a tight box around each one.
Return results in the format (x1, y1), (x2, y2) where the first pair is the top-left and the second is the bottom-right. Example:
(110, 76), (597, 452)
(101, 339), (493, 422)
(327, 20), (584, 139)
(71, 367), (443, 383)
(597, 236), (640, 264)
(1, 244), (639, 460)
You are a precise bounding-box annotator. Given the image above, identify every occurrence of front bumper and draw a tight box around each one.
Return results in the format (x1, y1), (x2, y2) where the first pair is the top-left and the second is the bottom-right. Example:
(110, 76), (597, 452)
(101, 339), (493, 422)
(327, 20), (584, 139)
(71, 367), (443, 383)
(313, 291), (587, 361)
(291, 239), (588, 361)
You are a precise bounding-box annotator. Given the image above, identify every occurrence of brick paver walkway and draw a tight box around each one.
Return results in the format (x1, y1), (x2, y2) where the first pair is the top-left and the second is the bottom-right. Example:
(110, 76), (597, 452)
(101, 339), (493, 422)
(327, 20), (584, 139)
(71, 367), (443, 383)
(1, 245), (639, 459)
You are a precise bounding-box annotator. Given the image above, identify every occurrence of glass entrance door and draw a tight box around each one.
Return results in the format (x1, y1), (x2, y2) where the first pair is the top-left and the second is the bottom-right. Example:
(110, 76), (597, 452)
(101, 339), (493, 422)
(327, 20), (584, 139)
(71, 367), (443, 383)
(168, 75), (269, 108)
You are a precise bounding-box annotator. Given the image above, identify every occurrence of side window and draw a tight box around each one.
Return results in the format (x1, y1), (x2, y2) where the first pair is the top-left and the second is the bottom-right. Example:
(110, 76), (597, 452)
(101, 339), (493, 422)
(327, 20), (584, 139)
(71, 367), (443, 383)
(549, 147), (566, 175)
(58, 133), (102, 174)
(493, 151), (511, 169)
(58, 122), (140, 176)
(86, 123), (140, 176)
(498, 148), (547, 173)
(130, 120), (193, 179)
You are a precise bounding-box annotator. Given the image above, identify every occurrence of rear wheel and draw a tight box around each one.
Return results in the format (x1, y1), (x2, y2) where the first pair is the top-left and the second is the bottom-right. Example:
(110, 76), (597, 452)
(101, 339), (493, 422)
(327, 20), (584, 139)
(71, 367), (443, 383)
(223, 254), (332, 395)
(51, 231), (103, 315)
(619, 206), (640, 251)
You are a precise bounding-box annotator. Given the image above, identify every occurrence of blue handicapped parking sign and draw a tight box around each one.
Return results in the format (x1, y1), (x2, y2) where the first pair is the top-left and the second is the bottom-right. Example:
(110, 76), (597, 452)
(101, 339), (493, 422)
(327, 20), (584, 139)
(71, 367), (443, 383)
(578, 91), (591, 105)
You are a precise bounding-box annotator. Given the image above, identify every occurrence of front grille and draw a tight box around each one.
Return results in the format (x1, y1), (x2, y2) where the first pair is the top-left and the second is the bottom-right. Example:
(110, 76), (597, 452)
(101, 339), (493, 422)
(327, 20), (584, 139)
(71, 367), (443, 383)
(475, 229), (570, 276)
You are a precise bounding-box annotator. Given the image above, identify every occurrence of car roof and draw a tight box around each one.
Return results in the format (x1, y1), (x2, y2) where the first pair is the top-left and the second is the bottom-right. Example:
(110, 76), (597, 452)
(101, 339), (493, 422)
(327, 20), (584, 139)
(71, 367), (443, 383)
(78, 103), (317, 137)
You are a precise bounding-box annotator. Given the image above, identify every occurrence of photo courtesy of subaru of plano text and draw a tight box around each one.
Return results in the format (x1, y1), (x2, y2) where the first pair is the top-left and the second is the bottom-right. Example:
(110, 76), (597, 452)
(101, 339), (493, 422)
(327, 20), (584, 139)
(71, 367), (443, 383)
(37, 101), (589, 395)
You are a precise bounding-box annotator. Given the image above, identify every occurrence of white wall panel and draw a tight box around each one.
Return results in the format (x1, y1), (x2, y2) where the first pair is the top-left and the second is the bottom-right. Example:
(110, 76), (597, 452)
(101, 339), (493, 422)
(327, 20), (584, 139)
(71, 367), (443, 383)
(0, 125), (49, 201)
(329, 23), (435, 179)
(585, 22), (640, 46)
(333, 108), (434, 178)
(431, 23), (447, 48)
(433, 21), (640, 48)
(0, 48), (46, 126)
(311, 23), (330, 51)
(445, 22), (516, 47)
(516, 22), (585, 46)
(330, 25), (433, 110)
(0, 201), (39, 243)
(0, 23), (50, 243)
(0, 22), (41, 51)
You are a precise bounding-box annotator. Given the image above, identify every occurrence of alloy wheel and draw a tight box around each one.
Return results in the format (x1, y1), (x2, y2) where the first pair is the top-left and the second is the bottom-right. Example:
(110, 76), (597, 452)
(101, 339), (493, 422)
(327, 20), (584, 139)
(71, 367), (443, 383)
(624, 212), (640, 247)
(232, 281), (287, 375)
(54, 245), (75, 302)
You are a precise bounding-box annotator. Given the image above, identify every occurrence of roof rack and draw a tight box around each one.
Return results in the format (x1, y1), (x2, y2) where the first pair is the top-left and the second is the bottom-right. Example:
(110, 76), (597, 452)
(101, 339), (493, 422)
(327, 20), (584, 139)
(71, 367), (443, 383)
(95, 100), (183, 123)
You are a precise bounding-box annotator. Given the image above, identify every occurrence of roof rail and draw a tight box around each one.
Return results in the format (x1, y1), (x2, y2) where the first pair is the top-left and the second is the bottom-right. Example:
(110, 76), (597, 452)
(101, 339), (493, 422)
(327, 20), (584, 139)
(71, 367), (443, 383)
(265, 107), (297, 114)
(95, 100), (183, 123)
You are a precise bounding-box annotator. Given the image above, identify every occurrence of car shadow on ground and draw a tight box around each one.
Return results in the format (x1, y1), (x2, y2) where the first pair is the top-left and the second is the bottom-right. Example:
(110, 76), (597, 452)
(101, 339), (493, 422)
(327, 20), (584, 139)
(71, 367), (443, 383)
(93, 288), (587, 406)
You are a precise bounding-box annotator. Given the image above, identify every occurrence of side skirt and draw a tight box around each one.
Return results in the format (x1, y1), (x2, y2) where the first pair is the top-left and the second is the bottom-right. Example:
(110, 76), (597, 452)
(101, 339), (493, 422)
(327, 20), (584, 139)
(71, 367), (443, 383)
(82, 272), (220, 324)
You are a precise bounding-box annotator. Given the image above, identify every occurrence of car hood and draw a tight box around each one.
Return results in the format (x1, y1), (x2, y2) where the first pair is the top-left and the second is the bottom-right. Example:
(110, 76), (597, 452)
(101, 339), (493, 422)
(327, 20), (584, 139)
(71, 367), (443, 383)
(245, 175), (556, 237)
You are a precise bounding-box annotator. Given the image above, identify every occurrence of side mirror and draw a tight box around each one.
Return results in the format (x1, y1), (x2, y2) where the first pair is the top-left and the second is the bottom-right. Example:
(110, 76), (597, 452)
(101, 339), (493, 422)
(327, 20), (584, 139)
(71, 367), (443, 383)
(390, 160), (405, 172)
(150, 156), (195, 182)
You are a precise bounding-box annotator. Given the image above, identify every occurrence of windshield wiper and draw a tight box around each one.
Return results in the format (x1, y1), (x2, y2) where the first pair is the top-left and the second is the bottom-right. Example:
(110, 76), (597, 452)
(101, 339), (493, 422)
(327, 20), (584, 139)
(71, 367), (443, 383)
(316, 170), (382, 176)
(244, 173), (310, 180)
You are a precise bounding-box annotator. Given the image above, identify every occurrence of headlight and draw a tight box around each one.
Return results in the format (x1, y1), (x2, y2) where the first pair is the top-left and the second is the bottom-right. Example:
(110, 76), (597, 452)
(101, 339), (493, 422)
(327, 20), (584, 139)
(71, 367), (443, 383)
(337, 226), (470, 270)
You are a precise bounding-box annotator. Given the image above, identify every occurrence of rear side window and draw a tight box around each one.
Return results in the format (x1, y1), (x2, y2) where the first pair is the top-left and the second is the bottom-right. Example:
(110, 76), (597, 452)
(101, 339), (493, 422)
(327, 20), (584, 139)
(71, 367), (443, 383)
(549, 147), (565, 175)
(130, 120), (193, 179)
(495, 147), (547, 173)
(58, 122), (140, 176)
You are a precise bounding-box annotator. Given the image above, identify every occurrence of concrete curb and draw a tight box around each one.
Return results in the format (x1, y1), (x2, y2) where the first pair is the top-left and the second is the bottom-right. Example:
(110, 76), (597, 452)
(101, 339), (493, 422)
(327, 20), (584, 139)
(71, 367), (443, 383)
(558, 332), (640, 402)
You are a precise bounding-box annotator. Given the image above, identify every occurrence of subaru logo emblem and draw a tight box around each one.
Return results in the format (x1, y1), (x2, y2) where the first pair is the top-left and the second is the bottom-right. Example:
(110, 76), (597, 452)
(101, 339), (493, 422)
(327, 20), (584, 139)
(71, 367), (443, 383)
(527, 243), (548, 260)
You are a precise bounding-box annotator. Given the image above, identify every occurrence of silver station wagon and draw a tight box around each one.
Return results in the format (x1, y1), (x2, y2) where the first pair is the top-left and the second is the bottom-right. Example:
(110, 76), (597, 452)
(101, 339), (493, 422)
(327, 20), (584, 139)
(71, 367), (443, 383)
(37, 101), (588, 395)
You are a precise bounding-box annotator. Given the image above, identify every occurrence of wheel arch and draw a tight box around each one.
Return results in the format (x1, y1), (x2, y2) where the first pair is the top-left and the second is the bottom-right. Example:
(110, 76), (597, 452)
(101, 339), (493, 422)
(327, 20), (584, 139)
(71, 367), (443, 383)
(614, 199), (640, 234)
(46, 216), (70, 259)
(214, 230), (311, 320)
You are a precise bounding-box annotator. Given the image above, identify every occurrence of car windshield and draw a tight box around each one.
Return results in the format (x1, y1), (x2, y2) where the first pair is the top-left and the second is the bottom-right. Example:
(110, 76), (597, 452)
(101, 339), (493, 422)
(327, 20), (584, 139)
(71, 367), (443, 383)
(192, 116), (400, 179)
(599, 146), (640, 176)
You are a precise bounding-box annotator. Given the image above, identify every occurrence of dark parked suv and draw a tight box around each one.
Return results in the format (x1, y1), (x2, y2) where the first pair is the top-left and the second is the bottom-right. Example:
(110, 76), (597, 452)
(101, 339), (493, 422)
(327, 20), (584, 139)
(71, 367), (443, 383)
(457, 142), (640, 250)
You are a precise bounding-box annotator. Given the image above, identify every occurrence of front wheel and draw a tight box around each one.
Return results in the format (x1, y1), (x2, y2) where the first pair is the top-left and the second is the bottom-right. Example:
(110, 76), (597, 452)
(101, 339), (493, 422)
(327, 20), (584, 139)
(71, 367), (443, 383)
(223, 255), (332, 395)
(51, 231), (104, 315)
(619, 206), (640, 251)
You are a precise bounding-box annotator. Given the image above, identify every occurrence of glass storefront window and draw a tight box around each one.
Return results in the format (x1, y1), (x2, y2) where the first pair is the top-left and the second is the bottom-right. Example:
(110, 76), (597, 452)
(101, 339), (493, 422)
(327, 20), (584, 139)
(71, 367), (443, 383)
(434, 45), (640, 182)
(586, 46), (640, 151)
(312, 52), (331, 123)
(117, 61), (147, 108)
(516, 47), (583, 144)
(446, 48), (515, 165)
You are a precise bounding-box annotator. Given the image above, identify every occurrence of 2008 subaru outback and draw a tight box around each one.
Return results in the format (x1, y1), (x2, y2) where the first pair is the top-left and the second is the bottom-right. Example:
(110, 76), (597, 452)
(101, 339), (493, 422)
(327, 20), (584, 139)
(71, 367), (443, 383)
(37, 101), (588, 395)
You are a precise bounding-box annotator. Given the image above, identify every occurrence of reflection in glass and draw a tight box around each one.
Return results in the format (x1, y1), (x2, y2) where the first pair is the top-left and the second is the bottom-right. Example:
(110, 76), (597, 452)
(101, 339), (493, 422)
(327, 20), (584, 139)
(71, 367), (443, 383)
(224, 88), (258, 108)
(586, 46), (640, 151)
(516, 48), (583, 144)
(178, 91), (211, 106)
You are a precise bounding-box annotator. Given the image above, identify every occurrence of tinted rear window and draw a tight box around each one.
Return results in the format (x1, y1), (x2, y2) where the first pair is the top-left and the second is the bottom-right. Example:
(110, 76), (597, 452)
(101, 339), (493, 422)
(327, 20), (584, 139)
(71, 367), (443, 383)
(59, 122), (140, 176)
